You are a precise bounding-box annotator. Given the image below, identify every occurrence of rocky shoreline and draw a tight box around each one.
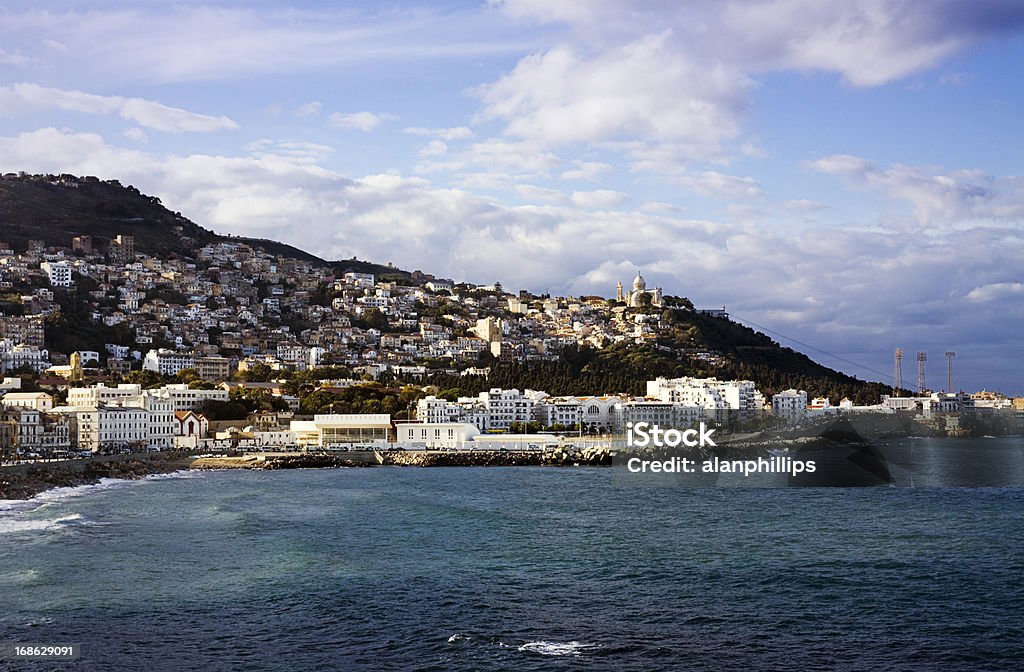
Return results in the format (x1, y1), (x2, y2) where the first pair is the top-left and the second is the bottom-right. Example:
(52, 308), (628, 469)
(0, 452), (197, 500)
(1, 447), (616, 501)
(377, 446), (613, 467)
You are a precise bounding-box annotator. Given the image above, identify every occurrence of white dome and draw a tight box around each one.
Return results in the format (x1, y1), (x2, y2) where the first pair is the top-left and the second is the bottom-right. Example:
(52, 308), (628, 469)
(632, 272), (646, 292)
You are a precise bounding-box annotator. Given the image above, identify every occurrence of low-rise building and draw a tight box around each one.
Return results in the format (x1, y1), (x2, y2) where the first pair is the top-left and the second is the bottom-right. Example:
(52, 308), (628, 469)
(396, 422), (480, 448)
(2, 391), (54, 412)
(194, 356), (232, 381)
(290, 414), (392, 448)
(142, 348), (196, 376)
(772, 389), (807, 422)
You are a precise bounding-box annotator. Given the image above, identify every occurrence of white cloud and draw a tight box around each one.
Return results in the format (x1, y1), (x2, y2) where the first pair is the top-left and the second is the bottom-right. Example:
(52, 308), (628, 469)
(570, 189), (629, 209)
(418, 140), (449, 157)
(327, 111), (398, 131)
(560, 160), (612, 181)
(0, 5), (536, 84)
(123, 127), (148, 143)
(0, 49), (32, 66)
(244, 139), (335, 164)
(476, 31), (749, 151)
(808, 154), (1022, 226)
(0, 83), (237, 132)
(783, 198), (827, 212)
(493, 0), (1024, 87)
(417, 139), (563, 177)
(966, 282), (1024, 303)
(403, 126), (475, 141)
(678, 171), (763, 201)
(294, 101), (323, 118)
(476, 0), (1024, 180)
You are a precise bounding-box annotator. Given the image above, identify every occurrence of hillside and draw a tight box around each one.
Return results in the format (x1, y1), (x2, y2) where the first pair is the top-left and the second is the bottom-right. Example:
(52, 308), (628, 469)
(0, 173), (324, 263)
(0, 172), (888, 403)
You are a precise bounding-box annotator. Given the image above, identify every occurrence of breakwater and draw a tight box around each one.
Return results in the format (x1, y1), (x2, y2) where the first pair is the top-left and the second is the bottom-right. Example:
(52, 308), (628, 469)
(377, 446), (613, 467)
(191, 452), (378, 470)
(1, 446), (616, 500)
(191, 447), (614, 470)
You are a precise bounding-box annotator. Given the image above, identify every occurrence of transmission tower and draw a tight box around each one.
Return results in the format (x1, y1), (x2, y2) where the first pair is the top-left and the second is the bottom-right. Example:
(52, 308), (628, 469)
(893, 348), (904, 396)
(916, 351), (927, 394)
(945, 351), (955, 392)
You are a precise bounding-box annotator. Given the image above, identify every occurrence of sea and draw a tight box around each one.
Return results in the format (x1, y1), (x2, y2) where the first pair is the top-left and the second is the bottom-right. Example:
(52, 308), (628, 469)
(1, 436), (1023, 671)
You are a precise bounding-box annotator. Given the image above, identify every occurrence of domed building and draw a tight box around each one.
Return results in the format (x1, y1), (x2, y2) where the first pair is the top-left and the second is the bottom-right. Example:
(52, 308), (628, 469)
(616, 271), (663, 308)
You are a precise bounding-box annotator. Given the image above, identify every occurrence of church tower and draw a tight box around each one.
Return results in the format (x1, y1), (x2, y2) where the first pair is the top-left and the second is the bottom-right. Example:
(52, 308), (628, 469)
(616, 281), (623, 302)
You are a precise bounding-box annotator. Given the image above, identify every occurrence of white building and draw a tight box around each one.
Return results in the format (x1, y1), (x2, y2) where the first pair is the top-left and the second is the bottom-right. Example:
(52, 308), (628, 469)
(128, 391), (176, 449)
(614, 400), (704, 430)
(0, 340), (51, 374)
(40, 261), (73, 287)
(290, 414), (392, 448)
(154, 383), (229, 411)
(616, 271), (663, 308)
(143, 349), (196, 376)
(477, 388), (538, 430)
(397, 422), (480, 448)
(343, 272), (375, 288)
(535, 396), (582, 428)
(67, 383), (142, 407)
(64, 384), (176, 451)
(2, 407), (41, 451)
(74, 406), (150, 451)
(2, 391), (54, 412)
(174, 411), (209, 438)
(576, 396), (622, 432)
(772, 389), (807, 422)
(647, 376), (758, 416)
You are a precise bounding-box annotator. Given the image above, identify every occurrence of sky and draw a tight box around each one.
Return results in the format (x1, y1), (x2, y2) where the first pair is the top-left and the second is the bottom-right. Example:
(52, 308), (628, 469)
(1, 0), (1023, 394)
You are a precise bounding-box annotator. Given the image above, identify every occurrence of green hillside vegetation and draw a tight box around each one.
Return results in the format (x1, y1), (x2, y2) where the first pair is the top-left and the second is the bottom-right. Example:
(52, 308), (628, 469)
(417, 308), (892, 404)
(0, 174), (214, 255)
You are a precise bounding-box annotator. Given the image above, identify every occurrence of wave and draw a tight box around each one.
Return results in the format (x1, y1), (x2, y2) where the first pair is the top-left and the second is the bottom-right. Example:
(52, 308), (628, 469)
(0, 477), (139, 535)
(516, 640), (600, 657)
(0, 512), (89, 535)
(141, 470), (209, 482)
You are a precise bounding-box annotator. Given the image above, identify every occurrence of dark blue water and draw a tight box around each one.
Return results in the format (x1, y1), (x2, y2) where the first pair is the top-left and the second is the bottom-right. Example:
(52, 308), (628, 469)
(2, 438), (1024, 671)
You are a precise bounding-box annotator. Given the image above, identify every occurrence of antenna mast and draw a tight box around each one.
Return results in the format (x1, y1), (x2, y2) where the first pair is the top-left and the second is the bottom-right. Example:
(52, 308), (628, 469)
(893, 348), (904, 396)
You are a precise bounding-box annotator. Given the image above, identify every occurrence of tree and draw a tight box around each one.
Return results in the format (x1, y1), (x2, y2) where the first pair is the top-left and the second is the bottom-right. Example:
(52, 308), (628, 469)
(176, 368), (200, 384)
(125, 369), (169, 388)
(240, 363), (273, 382)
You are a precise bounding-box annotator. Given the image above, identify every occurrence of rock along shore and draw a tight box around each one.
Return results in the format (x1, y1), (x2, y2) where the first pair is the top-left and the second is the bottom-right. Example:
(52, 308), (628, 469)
(0, 447), (615, 500)
(0, 452), (198, 500)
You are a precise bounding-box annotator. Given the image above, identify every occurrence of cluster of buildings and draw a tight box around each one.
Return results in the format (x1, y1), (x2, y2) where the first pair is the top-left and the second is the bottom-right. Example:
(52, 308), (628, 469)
(0, 381), (224, 461)
(3, 372), (1024, 460)
(0, 224), (728, 380)
(415, 377), (763, 434)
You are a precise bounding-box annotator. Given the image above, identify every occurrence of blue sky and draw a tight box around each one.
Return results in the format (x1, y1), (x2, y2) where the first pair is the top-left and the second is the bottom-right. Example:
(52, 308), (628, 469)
(2, 0), (1024, 394)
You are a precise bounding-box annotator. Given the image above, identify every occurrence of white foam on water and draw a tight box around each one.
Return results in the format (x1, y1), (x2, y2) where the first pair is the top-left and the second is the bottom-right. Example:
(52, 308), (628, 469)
(447, 633), (470, 643)
(142, 469), (208, 482)
(0, 477), (134, 535)
(0, 512), (86, 535)
(517, 640), (600, 656)
(0, 568), (42, 585)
